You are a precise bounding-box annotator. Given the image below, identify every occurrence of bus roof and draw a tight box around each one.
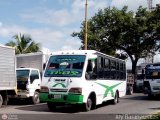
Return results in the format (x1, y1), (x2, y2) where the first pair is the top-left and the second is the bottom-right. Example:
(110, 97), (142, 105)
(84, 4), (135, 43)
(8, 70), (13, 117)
(51, 50), (125, 62)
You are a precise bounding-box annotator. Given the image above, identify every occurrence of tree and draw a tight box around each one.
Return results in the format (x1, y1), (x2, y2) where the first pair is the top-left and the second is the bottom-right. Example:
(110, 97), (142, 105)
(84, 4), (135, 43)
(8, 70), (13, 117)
(6, 33), (41, 54)
(72, 6), (160, 74)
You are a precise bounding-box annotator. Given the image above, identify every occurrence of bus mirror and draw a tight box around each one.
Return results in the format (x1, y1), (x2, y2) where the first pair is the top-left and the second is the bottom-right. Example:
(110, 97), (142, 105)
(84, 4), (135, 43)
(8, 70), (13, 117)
(43, 63), (46, 70)
(87, 60), (92, 72)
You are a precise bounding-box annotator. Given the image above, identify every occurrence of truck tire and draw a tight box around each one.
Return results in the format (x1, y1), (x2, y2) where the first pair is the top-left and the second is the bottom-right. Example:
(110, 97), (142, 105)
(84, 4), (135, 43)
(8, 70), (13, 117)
(2, 95), (8, 105)
(47, 102), (56, 111)
(0, 94), (3, 108)
(127, 86), (133, 95)
(32, 91), (40, 104)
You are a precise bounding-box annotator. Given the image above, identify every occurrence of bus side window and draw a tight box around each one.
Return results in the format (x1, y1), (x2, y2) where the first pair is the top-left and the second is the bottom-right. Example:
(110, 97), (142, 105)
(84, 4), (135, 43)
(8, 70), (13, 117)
(97, 57), (104, 79)
(110, 60), (116, 79)
(86, 59), (97, 80)
(120, 63), (123, 80)
(116, 62), (120, 79)
(104, 58), (110, 79)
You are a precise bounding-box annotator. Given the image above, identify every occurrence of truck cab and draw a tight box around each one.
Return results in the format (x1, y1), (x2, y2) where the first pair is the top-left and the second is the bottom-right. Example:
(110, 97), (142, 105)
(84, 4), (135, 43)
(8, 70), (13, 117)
(11, 68), (41, 104)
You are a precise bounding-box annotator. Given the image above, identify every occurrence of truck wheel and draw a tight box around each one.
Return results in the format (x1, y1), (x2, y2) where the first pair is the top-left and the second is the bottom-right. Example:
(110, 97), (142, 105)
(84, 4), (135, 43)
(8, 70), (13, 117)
(0, 94), (3, 108)
(2, 95), (8, 105)
(32, 92), (40, 104)
(127, 86), (133, 95)
(47, 102), (56, 111)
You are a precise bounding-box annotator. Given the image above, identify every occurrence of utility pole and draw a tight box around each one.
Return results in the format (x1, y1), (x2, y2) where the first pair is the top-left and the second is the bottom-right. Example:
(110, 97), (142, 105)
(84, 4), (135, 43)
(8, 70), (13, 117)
(84, 0), (88, 50)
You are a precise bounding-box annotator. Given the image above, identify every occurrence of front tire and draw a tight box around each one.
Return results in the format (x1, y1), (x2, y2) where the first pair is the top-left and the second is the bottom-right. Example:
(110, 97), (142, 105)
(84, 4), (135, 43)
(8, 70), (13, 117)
(32, 92), (40, 104)
(83, 95), (96, 111)
(2, 95), (8, 105)
(0, 94), (3, 108)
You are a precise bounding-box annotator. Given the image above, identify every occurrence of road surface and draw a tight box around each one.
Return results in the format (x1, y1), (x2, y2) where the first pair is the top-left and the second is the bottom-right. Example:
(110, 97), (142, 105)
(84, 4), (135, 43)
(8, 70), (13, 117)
(0, 93), (160, 120)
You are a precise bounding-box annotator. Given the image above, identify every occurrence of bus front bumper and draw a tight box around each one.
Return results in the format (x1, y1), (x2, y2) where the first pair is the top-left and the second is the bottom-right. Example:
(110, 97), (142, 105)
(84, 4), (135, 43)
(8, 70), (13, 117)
(40, 92), (84, 104)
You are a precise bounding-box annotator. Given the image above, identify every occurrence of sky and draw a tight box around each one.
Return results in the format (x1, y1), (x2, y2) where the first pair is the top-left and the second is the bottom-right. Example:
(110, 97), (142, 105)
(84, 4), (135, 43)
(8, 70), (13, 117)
(0, 0), (160, 69)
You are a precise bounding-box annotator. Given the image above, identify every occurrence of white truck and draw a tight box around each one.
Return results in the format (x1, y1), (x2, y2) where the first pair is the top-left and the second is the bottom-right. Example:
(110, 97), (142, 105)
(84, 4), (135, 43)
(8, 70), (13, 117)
(136, 73), (144, 92)
(144, 63), (160, 98)
(126, 73), (134, 95)
(0, 45), (17, 108)
(9, 52), (49, 104)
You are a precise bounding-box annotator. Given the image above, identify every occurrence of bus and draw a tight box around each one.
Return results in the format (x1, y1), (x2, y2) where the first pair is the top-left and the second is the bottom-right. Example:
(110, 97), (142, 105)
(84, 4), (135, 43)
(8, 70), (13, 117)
(40, 50), (127, 111)
(144, 62), (160, 97)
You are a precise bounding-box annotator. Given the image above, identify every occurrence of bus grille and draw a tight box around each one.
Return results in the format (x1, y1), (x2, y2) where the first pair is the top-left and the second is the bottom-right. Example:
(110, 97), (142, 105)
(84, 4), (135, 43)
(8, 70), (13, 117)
(50, 89), (68, 93)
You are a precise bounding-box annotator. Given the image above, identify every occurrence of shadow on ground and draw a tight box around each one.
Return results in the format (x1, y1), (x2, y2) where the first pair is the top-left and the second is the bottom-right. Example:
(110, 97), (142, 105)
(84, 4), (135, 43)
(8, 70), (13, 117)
(14, 100), (114, 113)
(123, 93), (160, 101)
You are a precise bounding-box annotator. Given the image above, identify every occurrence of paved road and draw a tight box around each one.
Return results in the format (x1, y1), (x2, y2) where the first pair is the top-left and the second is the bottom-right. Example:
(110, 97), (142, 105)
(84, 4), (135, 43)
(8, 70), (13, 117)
(0, 93), (160, 120)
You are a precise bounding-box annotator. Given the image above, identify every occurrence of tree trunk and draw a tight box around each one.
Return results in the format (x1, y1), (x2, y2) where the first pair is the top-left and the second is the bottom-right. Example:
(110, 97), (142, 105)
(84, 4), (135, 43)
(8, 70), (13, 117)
(131, 59), (138, 74)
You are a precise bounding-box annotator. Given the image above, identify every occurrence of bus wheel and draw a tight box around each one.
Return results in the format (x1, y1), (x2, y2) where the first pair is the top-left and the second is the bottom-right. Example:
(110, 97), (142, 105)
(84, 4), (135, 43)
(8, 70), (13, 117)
(32, 92), (40, 104)
(83, 97), (93, 111)
(0, 94), (3, 108)
(47, 102), (56, 111)
(111, 92), (119, 104)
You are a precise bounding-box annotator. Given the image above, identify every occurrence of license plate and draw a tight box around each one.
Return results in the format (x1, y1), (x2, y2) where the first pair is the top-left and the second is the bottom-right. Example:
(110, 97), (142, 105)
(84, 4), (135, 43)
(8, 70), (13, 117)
(17, 92), (25, 96)
(54, 94), (61, 99)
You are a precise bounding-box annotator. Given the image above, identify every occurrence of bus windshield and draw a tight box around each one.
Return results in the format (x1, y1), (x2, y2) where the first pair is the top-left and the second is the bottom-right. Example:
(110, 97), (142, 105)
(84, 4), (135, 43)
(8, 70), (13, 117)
(145, 69), (160, 79)
(16, 70), (30, 81)
(44, 55), (86, 77)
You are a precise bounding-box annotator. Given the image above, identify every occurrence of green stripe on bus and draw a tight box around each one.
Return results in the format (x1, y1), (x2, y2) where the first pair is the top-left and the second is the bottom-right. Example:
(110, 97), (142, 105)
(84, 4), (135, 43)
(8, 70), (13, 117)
(95, 82), (123, 98)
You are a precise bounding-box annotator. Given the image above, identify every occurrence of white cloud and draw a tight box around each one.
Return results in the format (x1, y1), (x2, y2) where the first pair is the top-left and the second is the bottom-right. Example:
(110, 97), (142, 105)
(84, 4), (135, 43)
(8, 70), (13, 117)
(21, 8), (77, 26)
(0, 22), (2, 27)
(111, 0), (147, 11)
(20, 0), (110, 27)
(111, 0), (160, 11)
(60, 38), (81, 50)
(0, 24), (81, 51)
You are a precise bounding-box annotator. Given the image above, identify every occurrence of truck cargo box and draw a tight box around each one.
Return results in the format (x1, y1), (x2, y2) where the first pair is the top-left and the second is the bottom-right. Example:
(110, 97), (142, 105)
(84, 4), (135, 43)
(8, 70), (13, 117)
(0, 45), (16, 90)
(16, 52), (50, 75)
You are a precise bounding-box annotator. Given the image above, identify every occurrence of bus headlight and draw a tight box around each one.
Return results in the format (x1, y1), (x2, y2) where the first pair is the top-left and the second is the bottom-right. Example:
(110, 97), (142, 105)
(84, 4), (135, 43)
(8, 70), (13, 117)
(40, 86), (49, 93)
(69, 87), (82, 94)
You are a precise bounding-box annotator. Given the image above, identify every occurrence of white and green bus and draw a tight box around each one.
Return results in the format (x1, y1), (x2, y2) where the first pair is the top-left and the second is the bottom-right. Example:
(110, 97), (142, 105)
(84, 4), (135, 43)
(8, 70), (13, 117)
(40, 50), (127, 111)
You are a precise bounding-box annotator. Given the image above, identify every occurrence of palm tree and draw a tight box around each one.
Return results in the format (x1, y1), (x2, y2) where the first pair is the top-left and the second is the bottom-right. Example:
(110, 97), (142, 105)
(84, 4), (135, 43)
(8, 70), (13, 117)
(6, 33), (41, 54)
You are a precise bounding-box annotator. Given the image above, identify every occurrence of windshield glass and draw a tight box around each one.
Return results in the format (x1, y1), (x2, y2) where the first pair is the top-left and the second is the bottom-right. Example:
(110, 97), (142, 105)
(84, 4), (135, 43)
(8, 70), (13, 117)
(44, 55), (86, 77)
(16, 70), (30, 81)
(137, 74), (144, 80)
(145, 68), (160, 79)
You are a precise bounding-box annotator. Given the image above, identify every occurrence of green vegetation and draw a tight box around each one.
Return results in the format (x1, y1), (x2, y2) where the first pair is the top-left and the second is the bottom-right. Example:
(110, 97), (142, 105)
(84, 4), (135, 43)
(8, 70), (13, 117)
(72, 5), (160, 74)
(6, 33), (41, 54)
